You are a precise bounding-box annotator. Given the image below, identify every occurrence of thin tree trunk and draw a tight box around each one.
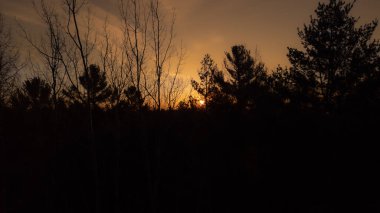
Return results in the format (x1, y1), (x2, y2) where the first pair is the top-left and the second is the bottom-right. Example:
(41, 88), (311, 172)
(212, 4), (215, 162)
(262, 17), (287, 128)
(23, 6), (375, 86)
(65, 1), (98, 212)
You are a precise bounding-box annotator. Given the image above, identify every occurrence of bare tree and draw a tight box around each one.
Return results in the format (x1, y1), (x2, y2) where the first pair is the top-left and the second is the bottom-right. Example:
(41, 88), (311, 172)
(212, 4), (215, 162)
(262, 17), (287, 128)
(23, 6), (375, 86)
(61, 1), (99, 213)
(0, 19), (18, 210)
(149, 0), (175, 110)
(119, 0), (149, 98)
(62, 0), (100, 112)
(63, 0), (96, 103)
(163, 42), (186, 110)
(100, 18), (130, 108)
(61, 36), (82, 96)
(0, 14), (20, 104)
(20, 0), (66, 108)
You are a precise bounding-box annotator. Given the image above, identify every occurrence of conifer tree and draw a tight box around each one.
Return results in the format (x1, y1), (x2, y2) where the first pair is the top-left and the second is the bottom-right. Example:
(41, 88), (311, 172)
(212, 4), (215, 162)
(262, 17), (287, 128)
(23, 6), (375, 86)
(214, 45), (267, 110)
(191, 54), (220, 110)
(287, 0), (380, 111)
(64, 64), (112, 108)
(11, 77), (51, 110)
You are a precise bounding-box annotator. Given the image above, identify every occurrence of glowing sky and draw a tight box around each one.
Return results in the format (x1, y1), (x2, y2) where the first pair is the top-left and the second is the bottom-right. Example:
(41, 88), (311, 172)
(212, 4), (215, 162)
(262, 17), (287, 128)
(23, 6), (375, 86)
(1, 0), (379, 81)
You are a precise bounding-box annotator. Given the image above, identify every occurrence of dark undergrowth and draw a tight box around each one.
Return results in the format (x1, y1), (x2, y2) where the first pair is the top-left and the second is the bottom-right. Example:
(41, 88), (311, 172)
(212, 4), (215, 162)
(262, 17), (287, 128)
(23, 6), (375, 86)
(1, 107), (380, 213)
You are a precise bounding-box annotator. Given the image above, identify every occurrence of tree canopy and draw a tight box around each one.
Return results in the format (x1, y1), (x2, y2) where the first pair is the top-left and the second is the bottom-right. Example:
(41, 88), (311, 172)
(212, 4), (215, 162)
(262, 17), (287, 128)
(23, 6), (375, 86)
(10, 77), (51, 110)
(286, 0), (380, 112)
(64, 64), (112, 108)
(213, 45), (268, 110)
(191, 54), (220, 110)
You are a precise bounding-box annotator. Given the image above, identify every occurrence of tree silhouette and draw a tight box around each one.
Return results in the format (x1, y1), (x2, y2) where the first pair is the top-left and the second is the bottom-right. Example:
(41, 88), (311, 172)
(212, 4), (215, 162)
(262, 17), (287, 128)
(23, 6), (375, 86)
(0, 14), (19, 105)
(177, 95), (199, 111)
(10, 77), (51, 110)
(123, 86), (144, 111)
(64, 64), (112, 108)
(19, 0), (66, 109)
(287, 0), (380, 112)
(149, 0), (176, 110)
(214, 45), (267, 110)
(191, 54), (220, 110)
(119, 0), (149, 95)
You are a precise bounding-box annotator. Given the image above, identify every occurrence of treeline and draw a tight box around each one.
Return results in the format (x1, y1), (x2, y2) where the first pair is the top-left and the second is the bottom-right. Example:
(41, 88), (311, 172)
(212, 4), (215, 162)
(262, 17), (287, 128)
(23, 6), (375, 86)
(2, 0), (380, 213)
(1, 0), (380, 113)
(1, 0), (380, 115)
(1, 0), (184, 111)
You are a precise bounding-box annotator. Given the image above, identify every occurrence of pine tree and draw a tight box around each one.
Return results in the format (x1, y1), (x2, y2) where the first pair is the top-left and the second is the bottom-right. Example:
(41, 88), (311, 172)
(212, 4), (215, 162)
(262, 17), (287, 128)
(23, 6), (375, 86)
(124, 86), (144, 111)
(64, 64), (112, 108)
(287, 0), (380, 111)
(191, 54), (220, 110)
(11, 77), (51, 110)
(214, 45), (267, 110)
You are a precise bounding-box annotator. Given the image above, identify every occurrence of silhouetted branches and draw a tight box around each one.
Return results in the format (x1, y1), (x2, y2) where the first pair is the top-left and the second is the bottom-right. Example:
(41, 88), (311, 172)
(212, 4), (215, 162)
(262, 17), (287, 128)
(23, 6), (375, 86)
(19, 0), (66, 108)
(10, 77), (51, 110)
(191, 54), (220, 111)
(2, 1), (380, 213)
(149, 0), (176, 110)
(100, 18), (130, 108)
(119, 0), (149, 97)
(163, 42), (186, 110)
(0, 14), (20, 105)
(286, 0), (380, 112)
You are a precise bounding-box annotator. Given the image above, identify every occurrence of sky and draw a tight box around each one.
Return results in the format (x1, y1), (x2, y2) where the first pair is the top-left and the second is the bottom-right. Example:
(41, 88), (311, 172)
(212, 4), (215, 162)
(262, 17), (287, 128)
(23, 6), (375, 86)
(1, 0), (380, 81)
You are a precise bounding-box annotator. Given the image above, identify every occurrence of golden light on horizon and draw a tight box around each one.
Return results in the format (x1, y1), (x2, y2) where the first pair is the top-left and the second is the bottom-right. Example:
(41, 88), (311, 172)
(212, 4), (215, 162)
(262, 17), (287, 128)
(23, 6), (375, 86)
(199, 100), (205, 106)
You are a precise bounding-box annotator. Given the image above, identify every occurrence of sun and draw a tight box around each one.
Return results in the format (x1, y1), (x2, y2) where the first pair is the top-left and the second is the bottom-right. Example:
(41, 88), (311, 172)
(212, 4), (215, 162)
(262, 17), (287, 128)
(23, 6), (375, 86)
(199, 100), (205, 106)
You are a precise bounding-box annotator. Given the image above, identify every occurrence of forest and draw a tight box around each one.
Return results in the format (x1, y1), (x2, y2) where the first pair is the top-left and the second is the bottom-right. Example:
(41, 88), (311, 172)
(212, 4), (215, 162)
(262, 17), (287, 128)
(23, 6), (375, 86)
(1, 0), (380, 212)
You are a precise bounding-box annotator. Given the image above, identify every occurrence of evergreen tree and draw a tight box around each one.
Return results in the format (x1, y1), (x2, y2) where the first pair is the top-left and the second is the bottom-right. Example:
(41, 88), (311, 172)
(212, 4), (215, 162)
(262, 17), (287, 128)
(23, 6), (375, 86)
(11, 77), (51, 110)
(268, 67), (294, 107)
(214, 45), (267, 110)
(191, 54), (220, 110)
(287, 0), (380, 111)
(64, 64), (112, 108)
(124, 86), (144, 111)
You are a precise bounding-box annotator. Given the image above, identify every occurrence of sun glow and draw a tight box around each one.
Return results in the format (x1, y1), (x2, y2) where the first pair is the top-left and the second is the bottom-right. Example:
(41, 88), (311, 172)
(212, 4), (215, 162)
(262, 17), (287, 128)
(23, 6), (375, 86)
(199, 100), (205, 106)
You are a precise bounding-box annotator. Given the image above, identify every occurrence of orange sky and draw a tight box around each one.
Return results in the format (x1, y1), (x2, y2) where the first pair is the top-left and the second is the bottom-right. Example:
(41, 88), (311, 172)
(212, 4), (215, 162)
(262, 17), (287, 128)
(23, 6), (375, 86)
(166, 0), (380, 75)
(1, 0), (379, 83)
